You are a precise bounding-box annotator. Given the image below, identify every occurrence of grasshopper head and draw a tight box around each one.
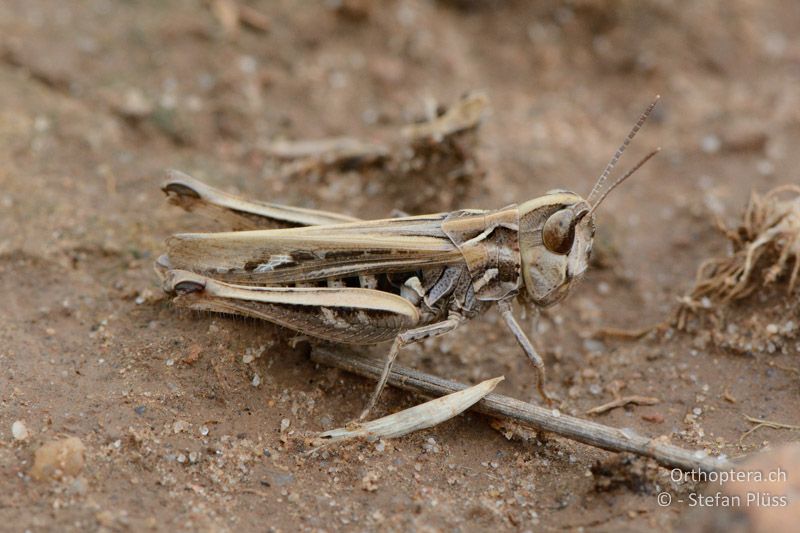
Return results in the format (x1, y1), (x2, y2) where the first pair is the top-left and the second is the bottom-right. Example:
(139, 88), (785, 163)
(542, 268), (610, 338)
(518, 191), (595, 307)
(515, 97), (661, 307)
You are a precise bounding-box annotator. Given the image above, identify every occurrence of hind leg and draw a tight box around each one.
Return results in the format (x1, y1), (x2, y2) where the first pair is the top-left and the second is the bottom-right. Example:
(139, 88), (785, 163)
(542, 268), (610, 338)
(358, 317), (462, 421)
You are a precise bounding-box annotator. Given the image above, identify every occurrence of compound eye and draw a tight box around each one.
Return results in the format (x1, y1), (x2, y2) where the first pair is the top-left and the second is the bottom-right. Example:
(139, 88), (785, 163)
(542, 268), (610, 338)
(542, 209), (576, 255)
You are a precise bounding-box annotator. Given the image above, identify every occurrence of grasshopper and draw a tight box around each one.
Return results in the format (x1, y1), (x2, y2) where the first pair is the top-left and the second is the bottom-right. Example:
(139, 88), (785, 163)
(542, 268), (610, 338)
(156, 98), (659, 420)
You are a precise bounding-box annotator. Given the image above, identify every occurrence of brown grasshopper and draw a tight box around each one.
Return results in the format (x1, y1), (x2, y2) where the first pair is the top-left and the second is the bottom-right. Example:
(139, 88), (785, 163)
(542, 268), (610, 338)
(156, 98), (659, 420)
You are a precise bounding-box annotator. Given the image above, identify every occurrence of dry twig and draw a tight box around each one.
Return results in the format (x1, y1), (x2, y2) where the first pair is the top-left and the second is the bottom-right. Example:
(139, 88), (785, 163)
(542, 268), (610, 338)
(312, 348), (731, 473)
(586, 395), (661, 416)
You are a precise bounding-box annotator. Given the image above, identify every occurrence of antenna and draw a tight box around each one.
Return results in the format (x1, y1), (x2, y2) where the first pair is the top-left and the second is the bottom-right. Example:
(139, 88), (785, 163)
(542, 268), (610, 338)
(587, 95), (660, 204)
(587, 147), (661, 217)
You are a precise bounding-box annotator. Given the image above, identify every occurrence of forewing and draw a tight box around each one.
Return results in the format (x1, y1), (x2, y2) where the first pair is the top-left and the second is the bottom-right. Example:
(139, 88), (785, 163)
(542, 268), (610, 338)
(164, 214), (464, 284)
(163, 170), (359, 229)
(164, 270), (419, 344)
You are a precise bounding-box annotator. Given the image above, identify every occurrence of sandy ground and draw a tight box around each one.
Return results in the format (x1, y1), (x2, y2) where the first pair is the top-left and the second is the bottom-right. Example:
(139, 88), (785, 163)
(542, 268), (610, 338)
(1, 0), (799, 531)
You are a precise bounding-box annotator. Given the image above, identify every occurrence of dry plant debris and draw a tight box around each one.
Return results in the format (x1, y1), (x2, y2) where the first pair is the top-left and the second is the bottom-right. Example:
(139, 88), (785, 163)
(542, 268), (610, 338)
(207, 0), (271, 36)
(739, 415), (800, 444)
(679, 185), (800, 322)
(263, 92), (488, 213)
(586, 395), (661, 416)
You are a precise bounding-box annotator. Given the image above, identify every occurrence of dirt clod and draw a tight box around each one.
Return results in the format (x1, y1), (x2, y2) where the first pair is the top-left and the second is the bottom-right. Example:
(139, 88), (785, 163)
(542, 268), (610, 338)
(30, 437), (87, 481)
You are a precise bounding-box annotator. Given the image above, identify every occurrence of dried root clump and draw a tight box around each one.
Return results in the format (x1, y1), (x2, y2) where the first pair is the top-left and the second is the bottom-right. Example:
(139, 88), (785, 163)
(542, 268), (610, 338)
(678, 185), (800, 327)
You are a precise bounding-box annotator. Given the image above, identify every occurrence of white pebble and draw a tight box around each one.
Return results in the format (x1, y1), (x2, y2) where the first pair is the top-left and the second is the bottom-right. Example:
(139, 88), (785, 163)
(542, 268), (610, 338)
(251, 373), (261, 387)
(756, 159), (774, 176)
(12, 420), (29, 441)
(238, 55), (258, 74)
(701, 135), (721, 154)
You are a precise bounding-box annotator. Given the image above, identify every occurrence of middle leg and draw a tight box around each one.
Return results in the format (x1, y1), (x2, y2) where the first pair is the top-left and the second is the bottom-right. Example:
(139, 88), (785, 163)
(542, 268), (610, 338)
(497, 300), (554, 405)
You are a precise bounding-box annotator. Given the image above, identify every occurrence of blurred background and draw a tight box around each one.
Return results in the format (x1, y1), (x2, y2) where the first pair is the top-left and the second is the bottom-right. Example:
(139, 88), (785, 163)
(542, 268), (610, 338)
(1, 1), (798, 531)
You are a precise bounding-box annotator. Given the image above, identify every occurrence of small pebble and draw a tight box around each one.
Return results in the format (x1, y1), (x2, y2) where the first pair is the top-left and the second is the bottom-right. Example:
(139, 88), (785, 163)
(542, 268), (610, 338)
(12, 420), (29, 441)
(756, 159), (774, 176)
(251, 373), (261, 387)
(765, 324), (779, 335)
(165, 358), (174, 367)
(238, 55), (258, 74)
(423, 437), (440, 454)
(96, 510), (115, 527)
(280, 418), (290, 432)
(134, 406), (146, 416)
(583, 339), (604, 353)
(69, 477), (88, 496)
(200, 425), (209, 436)
(701, 134), (721, 154)
(642, 413), (665, 423)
